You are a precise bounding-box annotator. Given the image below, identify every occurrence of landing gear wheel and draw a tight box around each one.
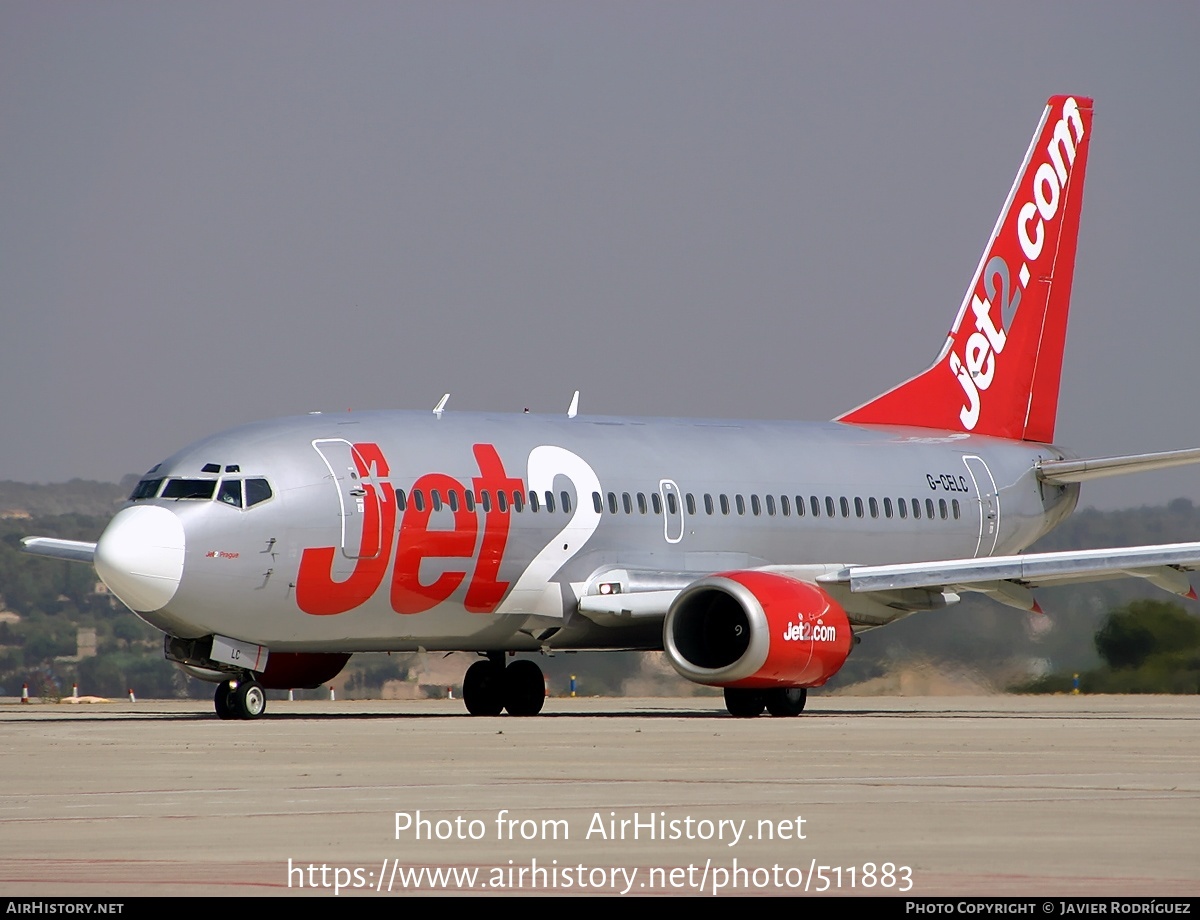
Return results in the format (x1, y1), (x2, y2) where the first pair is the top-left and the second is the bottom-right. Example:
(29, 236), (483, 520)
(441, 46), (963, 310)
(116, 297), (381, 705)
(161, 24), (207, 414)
(723, 687), (766, 718)
(214, 682), (237, 719)
(766, 687), (807, 717)
(463, 660), (504, 716)
(503, 659), (546, 716)
(230, 680), (267, 719)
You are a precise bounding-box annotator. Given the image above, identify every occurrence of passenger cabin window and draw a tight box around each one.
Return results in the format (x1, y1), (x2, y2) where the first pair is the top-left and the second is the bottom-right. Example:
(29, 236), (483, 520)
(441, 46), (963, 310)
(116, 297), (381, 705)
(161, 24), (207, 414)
(561, 491), (572, 513)
(651, 493), (662, 515)
(608, 492), (618, 514)
(594, 492), (604, 514)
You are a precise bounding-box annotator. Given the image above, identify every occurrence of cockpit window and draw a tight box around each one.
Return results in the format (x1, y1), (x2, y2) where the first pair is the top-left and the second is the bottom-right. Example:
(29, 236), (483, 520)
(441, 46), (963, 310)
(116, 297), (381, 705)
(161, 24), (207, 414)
(161, 479), (218, 500)
(217, 480), (243, 507)
(245, 479), (273, 507)
(130, 478), (164, 501)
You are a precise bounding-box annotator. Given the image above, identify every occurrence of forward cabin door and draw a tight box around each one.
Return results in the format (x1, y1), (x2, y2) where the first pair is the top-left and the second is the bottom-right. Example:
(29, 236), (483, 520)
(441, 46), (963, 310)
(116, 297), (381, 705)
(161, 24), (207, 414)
(311, 438), (385, 560)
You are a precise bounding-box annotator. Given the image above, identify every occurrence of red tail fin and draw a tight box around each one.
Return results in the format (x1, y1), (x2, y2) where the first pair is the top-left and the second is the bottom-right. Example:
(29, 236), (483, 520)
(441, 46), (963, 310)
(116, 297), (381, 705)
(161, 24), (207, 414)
(839, 95), (1093, 443)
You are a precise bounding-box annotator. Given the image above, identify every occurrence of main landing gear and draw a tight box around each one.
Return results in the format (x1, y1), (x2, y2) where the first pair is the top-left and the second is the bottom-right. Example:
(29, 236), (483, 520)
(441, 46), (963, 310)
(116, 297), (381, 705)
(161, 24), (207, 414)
(462, 653), (546, 716)
(214, 677), (267, 720)
(723, 686), (807, 718)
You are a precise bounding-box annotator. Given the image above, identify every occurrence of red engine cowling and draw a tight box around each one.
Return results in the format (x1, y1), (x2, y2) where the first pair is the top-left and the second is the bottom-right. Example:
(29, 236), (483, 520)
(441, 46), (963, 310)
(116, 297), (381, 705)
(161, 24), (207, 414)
(663, 571), (853, 688)
(257, 652), (351, 689)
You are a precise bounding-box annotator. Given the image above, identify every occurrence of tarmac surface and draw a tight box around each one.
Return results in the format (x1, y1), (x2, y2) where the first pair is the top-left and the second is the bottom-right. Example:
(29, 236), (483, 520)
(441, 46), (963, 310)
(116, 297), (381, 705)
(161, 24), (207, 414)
(0, 694), (1196, 897)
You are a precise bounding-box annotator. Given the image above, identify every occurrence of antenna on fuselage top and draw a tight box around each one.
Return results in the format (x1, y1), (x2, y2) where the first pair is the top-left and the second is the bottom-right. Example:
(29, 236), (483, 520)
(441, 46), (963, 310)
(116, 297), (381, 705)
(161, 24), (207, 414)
(433, 393), (450, 419)
(567, 390), (580, 419)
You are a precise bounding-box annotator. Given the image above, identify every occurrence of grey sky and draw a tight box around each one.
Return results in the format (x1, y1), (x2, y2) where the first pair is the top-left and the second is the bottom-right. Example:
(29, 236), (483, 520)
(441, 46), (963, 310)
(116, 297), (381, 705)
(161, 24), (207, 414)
(2, 3), (1198, 509)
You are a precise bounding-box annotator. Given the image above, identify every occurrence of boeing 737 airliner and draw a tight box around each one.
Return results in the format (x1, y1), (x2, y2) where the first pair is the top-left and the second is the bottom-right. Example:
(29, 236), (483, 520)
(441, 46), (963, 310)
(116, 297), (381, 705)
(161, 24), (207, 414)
(24, 95), (1200, 719)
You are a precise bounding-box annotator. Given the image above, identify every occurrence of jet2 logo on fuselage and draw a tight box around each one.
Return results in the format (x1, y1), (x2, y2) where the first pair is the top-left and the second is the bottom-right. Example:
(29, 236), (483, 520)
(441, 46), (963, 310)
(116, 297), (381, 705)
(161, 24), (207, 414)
(295, 442), (600, 618)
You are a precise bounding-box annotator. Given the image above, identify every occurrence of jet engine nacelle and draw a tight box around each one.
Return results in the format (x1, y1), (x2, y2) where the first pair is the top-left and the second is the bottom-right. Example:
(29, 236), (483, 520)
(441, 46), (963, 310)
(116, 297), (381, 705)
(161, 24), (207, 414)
(663, 571), (853, 688)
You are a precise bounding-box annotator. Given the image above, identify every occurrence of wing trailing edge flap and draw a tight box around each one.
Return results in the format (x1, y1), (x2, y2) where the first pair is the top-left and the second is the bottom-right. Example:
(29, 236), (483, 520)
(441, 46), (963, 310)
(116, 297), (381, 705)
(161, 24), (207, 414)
(823, 541), (1200, 611)
(20, 537), (97, 564)
(1037, 447), (1200, 484)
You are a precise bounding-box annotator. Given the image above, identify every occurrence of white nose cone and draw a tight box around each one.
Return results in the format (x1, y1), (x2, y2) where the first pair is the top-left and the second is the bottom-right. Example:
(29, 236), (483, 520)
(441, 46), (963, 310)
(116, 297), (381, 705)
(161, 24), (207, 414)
(94, 506), (186, 612)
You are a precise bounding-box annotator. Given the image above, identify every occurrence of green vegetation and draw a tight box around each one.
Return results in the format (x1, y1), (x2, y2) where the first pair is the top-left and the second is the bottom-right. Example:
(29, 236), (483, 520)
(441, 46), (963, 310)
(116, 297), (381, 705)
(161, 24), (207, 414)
(1016, 600), (1200, 694)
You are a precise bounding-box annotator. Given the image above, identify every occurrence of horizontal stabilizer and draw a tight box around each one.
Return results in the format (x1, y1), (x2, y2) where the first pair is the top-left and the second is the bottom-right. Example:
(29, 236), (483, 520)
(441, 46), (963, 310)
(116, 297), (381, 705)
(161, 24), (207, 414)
(1036, 447), (1200, 484)
(21, 537), (97, 564)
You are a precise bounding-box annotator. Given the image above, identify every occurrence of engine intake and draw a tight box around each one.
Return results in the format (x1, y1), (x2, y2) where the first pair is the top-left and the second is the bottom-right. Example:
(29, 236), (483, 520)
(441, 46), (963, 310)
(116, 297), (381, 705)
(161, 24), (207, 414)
(664, 571), (852, 688)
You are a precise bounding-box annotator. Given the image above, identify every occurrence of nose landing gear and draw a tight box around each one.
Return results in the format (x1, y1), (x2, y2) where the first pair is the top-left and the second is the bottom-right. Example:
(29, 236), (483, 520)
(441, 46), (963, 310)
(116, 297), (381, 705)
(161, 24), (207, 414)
(214, 677), (267, 719)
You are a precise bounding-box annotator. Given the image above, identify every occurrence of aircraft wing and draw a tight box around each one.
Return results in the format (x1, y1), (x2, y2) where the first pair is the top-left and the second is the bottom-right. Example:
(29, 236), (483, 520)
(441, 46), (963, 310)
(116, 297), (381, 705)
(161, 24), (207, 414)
(578, 541), (1200, 626)
(21, 537), (97, 564)
(819, 541), (1200, 613)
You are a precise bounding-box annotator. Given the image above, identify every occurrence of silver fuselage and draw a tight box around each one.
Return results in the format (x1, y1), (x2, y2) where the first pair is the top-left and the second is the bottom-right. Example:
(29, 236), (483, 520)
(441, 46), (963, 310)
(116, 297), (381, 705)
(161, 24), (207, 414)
(110, 410), (1078, 653)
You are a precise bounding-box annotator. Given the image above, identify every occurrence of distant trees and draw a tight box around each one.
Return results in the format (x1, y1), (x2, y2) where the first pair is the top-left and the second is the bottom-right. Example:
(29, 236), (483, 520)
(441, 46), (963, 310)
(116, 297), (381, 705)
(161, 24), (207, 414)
(1017, 599), (1200, 694)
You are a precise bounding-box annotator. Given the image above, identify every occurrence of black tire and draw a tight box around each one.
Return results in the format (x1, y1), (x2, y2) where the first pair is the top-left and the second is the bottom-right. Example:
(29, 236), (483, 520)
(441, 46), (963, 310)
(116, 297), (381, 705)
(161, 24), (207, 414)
(723, 687), (765, 718)
(231, 680), (267, 719)
(503, 659), (546, 716)
(463, 660), (504, 716)
(765, 687), (807, 717)
(214, 683), (237, 720)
